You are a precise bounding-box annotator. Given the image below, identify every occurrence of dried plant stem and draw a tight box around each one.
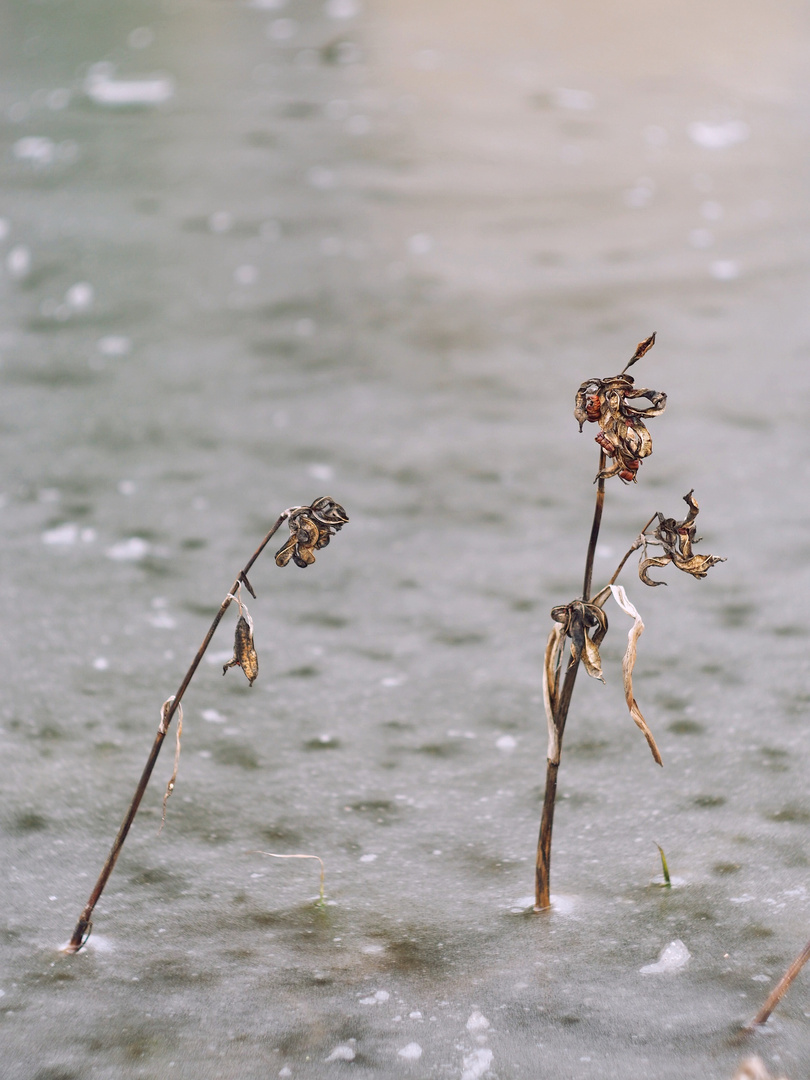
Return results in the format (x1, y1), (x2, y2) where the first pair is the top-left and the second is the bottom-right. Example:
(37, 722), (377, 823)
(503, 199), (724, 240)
(534, 452), (605, 911)
(743, 936), (810, 1032)
(607, 515), (658, 586)
(64, 510), (291, 954)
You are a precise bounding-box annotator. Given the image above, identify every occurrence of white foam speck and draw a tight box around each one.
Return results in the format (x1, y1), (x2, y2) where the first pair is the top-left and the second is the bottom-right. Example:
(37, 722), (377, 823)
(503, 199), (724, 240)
(552, 87), (595, 110)
(360, 989), (389, 1004)
(461, 1047), (494, 1080)
(267, 17), (298, 40)
(128, 27), (155, 50)
(42, 523), (79, 546)
(407, 233), (433, 255)
(307, 463), (333, 482)
(98, 335), (132, 356)
(93, 657), (109, 671)
(326, 0), (360, 17)
(234, 264), (258, 285)
(279, 1069), (292, 1078)
(361, 943), (384, 954)
(381, 675), (405, 688)
(640, 939), (690, 974)
(65, 281), (94, 311)
(202, 709), (226, 724)
(325, 1045), (356, 1061)
(409, 1010), (422, 1019)
(398, 1042), (422, 1060)
(496, 735), (516, 752)
(106, 537), (150, 561)
(7, 245), (31, 280)
(687, 120), (750, 149)
(360, 853), (378, 863)
(689, 228), (714, 249)
(13, 136), (56, 166)
(466, 1010), (490, 1032)
(710, 259), (740, 281)
(148, 611), (176, 629)
(84, 63), (174, 107)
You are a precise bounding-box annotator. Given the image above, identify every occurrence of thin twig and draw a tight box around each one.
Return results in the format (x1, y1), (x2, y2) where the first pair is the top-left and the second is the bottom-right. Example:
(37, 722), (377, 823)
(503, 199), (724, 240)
(63, 509), (292, 953)
(743, 937), (810, 1031)
(535, 450), (605, 911)
(606, 514), (658, 587)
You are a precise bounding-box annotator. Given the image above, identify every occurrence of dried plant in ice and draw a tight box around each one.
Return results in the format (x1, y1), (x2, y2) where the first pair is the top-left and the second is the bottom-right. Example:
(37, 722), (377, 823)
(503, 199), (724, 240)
(534, 335), (724, 911)
(65, 496), (348, 953)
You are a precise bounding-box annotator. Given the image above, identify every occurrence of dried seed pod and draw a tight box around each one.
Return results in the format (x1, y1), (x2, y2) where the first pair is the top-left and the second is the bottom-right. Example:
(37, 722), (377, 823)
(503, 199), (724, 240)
(223, 611), (259, 686)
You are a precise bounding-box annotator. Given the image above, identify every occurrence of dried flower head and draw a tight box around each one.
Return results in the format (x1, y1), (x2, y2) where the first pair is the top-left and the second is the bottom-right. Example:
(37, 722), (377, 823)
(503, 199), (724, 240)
(639, 490), (726, 586)
(574, 334), (666, 483)
(275, 496), (349, 568)
(222, 599), (259, 686)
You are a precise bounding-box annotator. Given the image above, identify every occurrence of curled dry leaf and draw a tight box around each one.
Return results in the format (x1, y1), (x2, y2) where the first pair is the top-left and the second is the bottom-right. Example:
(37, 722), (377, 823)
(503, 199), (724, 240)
(609, 585), (663, 766)
(222, 603), (259, 686)
(275, 496), (349, 568)
(542, 623), (566, 764)
(639, 490), (726, 586)
(574, 335), (666, 484)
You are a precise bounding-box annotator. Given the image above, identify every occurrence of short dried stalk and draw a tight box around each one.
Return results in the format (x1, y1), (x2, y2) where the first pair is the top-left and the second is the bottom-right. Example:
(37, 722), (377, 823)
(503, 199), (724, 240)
(64, 510), (292, 953)
(743, 936), (810, 1031)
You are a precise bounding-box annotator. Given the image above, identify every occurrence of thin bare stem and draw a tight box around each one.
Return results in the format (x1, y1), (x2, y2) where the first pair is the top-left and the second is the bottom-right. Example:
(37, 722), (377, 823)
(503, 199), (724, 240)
(743, 937), (810, 1031)
(606, 514), (658, 587)
(64, 510), (291, 953)
(534, 450), (605, 911)
(582, 454), (606, 602)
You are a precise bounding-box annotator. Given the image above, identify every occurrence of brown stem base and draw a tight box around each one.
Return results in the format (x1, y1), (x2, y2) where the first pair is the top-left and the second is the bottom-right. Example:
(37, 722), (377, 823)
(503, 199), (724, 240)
(534, 761), (559, 910)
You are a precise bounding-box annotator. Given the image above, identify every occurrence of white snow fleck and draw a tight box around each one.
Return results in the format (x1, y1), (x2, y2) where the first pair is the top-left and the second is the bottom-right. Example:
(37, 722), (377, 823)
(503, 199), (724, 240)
(640, 939), (690, 974)
(359, 989), (389, 1004)
(42, 523), (79, 546)
(552, 87), (594, 110)
(326, 0), (360, 18)
(360, 853), (378, 863)
(407, 233), (433, 255)
(361, 944), (384, 954)
(495, 735), (516, 752)
(98, 335), (132, 356)
(307, 463), (333, 482)
(92, 657), (109, 671)
(84, 63), (174, 107)
(398, 1042), (422, 1060)
(279, 1069), (292, 1078)
(710, 259), (740, 281)
(687, 120), (750, 149)
(751, 974), (771, 982)
(106, 537), (150, 561)
(325, 1045), (356, 1061)
(202, 709), (226, 724)
(461, 1047), (494, 1080)
(7, 245), (31, 280)
(13, 136), (56, 166)
(65, 281), (94, 311)
(465, 1010), (490, 1032)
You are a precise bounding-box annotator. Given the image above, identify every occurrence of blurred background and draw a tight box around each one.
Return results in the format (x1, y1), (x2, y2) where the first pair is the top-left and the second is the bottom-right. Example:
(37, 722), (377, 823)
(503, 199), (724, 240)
(2, 1), (810, 1078)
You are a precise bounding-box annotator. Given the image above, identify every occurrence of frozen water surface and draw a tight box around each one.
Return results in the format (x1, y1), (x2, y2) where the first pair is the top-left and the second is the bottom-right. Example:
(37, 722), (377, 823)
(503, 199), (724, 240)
(2, 0), (810, 1078)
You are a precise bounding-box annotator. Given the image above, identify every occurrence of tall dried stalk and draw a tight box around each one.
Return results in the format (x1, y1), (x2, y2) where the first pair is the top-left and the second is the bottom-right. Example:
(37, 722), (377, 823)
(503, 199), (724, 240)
(533, 336), (723, 911)
(64, 498), (347, 953)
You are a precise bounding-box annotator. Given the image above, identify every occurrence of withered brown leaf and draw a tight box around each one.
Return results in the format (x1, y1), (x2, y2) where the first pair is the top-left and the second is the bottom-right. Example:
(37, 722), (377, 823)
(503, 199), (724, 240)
(223, 610), (259, 686)
(639, 490), (725, 586)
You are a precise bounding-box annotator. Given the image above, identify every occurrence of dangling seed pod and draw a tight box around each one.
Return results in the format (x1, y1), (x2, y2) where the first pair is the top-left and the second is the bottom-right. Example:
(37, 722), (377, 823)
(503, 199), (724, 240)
(275, 495), (349, 568)
(222, 606), (259, 686)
